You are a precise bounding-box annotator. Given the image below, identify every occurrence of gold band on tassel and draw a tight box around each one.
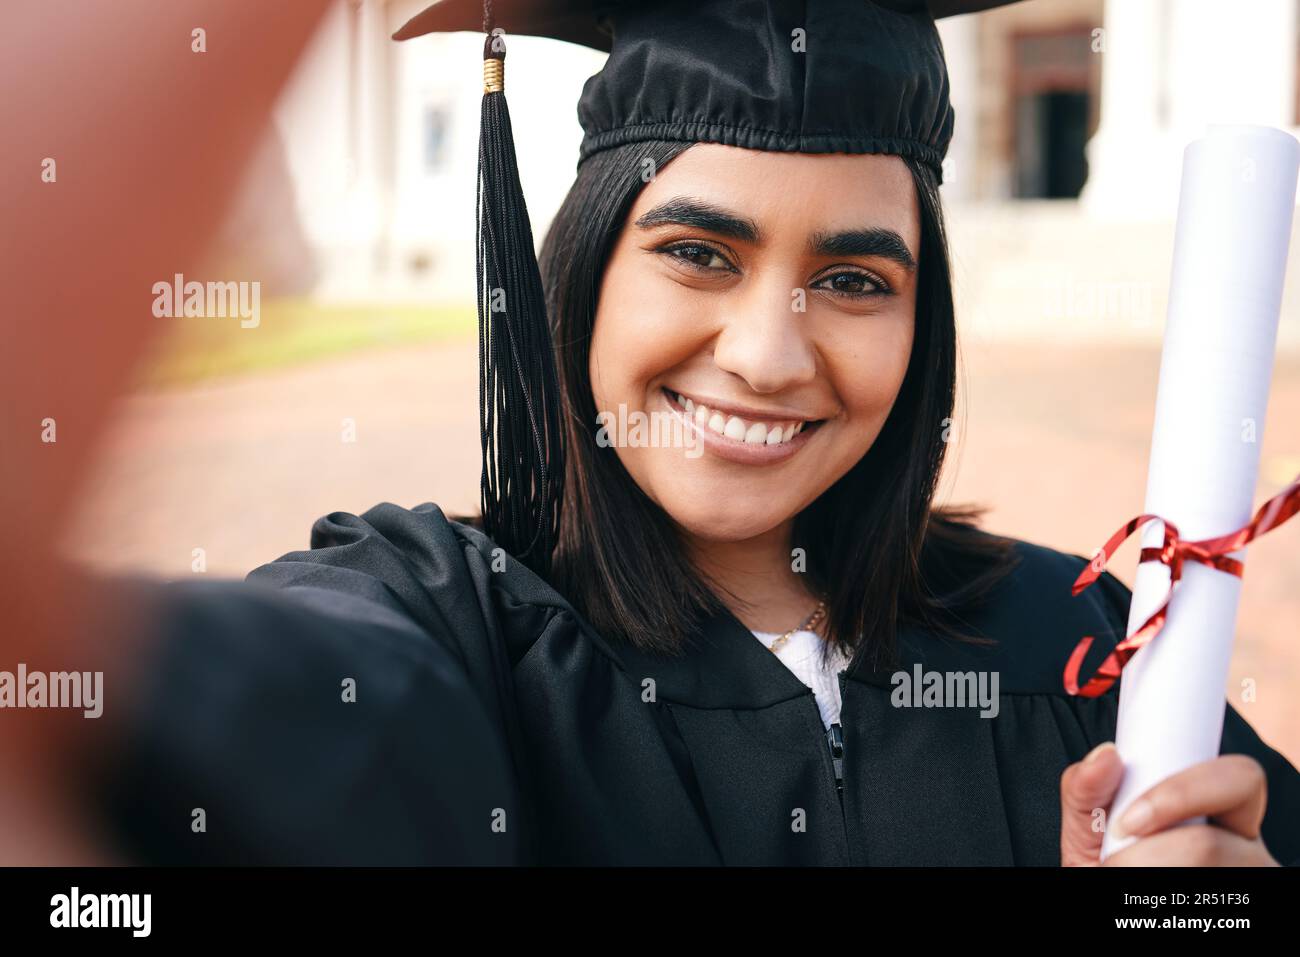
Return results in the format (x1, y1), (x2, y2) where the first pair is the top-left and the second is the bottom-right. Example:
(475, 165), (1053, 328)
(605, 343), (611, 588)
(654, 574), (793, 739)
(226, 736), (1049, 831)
(483, 58), (504, 94)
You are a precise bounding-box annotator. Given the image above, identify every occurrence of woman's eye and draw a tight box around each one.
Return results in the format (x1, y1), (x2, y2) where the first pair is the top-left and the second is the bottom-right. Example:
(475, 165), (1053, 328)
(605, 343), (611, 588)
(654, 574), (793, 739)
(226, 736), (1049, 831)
(661, 243), (732, 272)
(812, 270), (890, 298)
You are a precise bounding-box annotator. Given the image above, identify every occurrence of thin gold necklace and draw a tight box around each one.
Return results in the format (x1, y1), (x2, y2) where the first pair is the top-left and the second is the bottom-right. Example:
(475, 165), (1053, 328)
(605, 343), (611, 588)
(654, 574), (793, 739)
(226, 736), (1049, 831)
(767, 599), (827, 654)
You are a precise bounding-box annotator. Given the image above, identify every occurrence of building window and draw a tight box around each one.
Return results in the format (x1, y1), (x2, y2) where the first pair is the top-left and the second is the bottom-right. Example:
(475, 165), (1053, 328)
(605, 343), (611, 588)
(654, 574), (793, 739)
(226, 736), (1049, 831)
(1010, 28), (1097, 199)
(423, 104), (450, 172)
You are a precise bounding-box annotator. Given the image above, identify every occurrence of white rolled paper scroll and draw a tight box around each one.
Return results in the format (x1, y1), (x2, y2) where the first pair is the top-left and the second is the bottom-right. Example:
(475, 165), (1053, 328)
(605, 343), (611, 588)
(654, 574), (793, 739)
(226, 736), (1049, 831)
(1099, 125), (1299, 860)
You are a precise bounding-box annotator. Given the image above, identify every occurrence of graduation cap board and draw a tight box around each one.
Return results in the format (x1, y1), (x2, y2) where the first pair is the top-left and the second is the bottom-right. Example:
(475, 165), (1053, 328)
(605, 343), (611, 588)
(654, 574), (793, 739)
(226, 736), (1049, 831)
(391, 0), (1021, 575)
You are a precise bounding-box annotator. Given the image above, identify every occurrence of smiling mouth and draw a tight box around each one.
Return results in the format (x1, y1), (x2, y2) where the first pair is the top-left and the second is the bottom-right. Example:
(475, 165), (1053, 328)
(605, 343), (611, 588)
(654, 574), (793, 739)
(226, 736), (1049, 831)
(664, 388), (825, 446)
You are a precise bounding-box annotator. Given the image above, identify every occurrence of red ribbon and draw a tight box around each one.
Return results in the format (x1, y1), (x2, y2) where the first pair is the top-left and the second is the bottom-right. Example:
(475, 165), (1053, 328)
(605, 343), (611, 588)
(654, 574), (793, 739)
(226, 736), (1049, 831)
(1065, 473), (1300, 698)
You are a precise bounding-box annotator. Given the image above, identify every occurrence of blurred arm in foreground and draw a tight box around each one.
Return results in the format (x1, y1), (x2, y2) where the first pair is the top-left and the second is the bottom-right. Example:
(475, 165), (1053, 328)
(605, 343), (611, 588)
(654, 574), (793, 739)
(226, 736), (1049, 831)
(0, 0), (331, 864)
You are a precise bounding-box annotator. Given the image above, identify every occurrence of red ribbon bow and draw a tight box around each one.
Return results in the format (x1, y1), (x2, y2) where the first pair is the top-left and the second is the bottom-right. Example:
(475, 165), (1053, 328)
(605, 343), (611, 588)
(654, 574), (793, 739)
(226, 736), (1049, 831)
(1065, 473), (1300, 698)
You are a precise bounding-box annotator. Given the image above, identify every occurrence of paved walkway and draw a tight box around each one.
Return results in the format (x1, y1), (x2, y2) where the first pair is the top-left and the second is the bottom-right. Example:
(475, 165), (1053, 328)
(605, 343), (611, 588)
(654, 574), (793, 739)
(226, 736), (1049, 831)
(68, 337), (1300, 761)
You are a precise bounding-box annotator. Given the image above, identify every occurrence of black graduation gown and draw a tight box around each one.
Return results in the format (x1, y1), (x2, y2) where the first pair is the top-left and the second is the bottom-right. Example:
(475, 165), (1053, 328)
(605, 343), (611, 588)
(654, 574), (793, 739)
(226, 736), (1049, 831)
(97, 502), (1300, 866)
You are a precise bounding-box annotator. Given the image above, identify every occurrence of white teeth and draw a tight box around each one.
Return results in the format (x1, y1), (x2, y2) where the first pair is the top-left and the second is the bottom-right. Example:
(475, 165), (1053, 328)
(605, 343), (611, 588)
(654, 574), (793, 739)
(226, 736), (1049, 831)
(673, 390), (809, 445)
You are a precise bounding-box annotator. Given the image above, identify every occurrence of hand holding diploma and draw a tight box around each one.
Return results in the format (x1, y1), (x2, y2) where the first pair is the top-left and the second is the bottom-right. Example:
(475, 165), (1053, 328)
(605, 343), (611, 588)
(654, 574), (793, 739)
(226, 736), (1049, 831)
(1061, 124), (1300, 865)
(1060, 744), (1277, 866)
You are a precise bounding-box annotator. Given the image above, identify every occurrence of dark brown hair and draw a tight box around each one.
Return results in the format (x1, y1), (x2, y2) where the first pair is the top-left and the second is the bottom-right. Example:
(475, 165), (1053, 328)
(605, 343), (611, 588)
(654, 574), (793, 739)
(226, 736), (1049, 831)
(537, 140), (1019, 669)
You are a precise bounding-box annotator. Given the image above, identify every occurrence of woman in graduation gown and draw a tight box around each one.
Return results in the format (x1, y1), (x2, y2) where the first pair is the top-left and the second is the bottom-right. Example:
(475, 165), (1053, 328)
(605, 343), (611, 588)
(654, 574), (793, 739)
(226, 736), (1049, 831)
(96, 0), (1300, 866)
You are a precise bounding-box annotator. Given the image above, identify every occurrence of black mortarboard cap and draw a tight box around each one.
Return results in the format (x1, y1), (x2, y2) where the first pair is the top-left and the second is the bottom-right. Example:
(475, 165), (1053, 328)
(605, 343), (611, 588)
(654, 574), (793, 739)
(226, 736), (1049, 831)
(398, 0), (1018, 175)
(392, 0), (1020, 575)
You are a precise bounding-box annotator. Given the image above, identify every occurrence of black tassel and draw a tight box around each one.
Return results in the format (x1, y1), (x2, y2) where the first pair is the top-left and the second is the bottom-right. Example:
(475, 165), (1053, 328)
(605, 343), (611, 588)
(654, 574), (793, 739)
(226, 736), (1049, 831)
(476, 26), (565, 576)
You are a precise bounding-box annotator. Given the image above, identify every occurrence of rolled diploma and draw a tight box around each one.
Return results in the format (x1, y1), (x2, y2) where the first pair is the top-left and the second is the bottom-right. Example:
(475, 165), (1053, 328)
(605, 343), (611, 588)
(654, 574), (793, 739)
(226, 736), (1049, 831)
(1101, 125), (1299, 861)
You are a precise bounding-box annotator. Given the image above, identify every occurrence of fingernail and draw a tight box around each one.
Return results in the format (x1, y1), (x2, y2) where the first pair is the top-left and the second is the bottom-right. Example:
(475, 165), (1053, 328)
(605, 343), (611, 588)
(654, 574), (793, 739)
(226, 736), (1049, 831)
(1119, 798), (1153, 836)
(1083, 741), (1116, 766)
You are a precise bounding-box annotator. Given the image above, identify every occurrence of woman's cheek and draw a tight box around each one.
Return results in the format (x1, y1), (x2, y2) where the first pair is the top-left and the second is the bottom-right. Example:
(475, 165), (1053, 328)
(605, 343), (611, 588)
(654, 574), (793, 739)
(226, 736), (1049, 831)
(592, 285), (709, 405)
(825, 316), (915, 428)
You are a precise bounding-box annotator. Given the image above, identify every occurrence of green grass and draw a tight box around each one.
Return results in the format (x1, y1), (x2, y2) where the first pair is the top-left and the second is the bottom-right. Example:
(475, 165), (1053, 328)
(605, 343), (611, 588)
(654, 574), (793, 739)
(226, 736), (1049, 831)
(138, 299), (476, 388)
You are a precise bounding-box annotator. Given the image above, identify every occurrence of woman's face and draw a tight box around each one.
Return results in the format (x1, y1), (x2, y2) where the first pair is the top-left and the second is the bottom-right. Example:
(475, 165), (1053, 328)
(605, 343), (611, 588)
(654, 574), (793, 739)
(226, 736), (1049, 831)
(589, 143), (920, 543)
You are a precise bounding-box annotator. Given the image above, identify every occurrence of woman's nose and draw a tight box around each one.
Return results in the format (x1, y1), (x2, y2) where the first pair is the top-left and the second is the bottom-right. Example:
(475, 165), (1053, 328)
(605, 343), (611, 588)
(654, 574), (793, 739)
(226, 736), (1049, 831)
(711, 278), (818, 394)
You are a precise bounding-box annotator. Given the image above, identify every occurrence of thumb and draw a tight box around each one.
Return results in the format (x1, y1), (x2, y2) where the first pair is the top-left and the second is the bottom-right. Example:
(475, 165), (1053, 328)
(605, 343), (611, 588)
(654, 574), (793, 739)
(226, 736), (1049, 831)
(1060, 741), (1123, 866)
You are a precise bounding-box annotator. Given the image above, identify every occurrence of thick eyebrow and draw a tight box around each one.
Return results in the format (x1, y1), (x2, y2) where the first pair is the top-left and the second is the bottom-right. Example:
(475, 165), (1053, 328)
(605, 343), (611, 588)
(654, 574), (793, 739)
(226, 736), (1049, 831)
(633, 197), (760, 244)
(809, 227), (917, 270)
(633, 196), (917, 271)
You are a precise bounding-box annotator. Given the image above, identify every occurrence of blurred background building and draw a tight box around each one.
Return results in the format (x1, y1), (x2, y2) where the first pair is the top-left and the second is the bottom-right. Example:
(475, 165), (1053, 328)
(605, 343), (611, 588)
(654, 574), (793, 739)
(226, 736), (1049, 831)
(264, 0), (605, 301)
(259, 0), (1300, 345)
(72, 0), (1300, 759)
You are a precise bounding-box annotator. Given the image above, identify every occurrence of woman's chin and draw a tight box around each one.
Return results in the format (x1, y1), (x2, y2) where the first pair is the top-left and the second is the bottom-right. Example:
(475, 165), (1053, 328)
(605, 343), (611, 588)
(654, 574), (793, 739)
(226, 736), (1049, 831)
(657, 496), (797, 544)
